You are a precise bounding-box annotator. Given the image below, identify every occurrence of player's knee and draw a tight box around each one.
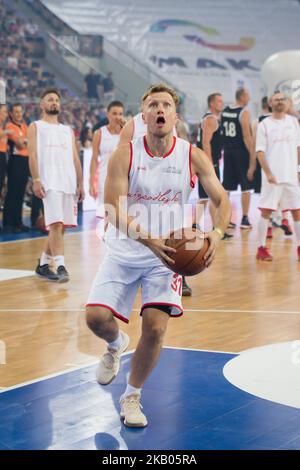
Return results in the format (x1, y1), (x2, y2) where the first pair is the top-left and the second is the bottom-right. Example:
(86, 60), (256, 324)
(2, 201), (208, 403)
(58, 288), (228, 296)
(143, 323), (166, 344)
(85, 306), (112, 331)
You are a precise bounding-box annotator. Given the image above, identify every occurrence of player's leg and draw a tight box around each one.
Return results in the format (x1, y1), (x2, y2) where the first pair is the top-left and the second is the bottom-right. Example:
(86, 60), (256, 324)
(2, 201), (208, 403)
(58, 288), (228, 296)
(222, 149), (237, 228)
(119, 266), (182, 427)
(291, 209), (300, 261)
(256, 181), (280, 260)
(86, 258), (139, 385)
(283, 185), (300, 259)
(237, 149), (253, 229)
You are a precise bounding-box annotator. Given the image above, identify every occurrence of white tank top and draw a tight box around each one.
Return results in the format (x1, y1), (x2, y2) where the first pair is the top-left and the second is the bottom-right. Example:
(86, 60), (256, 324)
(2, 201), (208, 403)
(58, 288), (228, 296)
(98, 126), (120, 178)
(35, 120), (76, 194)
(132, 112), (177, 140)
(105, 136), (195, 267)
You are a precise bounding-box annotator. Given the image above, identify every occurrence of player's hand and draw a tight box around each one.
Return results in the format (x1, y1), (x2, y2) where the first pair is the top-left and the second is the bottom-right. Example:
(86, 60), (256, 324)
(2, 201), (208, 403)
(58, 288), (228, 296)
(33, 181), (45, 199)
(76, 184), (85, 202)
(143, 237), (176, 266)
(203, 230), (222, 267)
(266, 173), (277, 184)
(89, 180), (98, 198)
(247, 165), (256, 181)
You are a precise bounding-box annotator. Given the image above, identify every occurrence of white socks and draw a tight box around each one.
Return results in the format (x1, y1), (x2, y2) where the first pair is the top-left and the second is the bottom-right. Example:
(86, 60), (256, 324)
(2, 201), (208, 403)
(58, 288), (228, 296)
(53, 255), (65, 268)
(294, 220), (300, 245)
(123, 383), (142, 398)
(108, 331), (124, 351)
(40, 252), (52, 266)
(257, 217), (269, 247)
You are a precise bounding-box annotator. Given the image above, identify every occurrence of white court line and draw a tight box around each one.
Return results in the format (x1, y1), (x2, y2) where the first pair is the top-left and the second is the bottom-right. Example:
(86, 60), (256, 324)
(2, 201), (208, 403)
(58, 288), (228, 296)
(0, 347), (233, 393)
(164, 346), (238, 355)
(0, 230), (93, 245)
(0, 349), (134, 394)
(0, 307), (300, 315)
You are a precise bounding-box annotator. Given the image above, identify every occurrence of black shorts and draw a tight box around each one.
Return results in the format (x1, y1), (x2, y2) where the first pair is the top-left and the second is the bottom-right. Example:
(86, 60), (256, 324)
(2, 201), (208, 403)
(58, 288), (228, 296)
(223, 148), (253, 192)
(252, 160), (262, 194)
(198, 163), (220, 200)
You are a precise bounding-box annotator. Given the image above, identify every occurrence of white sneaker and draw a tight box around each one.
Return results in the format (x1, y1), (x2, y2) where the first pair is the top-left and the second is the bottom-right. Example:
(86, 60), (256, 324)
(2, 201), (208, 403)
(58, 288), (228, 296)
(120, 393), (148, 428)
(96, 331), (129, 385)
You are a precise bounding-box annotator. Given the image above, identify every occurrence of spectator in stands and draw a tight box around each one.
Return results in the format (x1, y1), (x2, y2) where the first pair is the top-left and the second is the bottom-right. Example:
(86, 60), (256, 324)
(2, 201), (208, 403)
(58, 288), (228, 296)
(79, 127), (93, 149)
(0, 104), (8, 229)
(84, 69), (101, 100)
(2, 104), (30, 233)
(102, 72), (115, 103)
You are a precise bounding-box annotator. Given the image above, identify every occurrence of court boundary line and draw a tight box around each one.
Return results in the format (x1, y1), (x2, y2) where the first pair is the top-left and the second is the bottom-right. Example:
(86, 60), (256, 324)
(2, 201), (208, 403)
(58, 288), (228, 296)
(0, 307), (300, 315)
(0, 347), (234, 393)
(0, 230), (93, 245)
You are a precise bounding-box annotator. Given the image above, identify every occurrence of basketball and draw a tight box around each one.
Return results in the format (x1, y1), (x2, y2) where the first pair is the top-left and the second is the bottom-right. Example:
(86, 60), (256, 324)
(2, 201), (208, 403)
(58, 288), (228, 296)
(165, 227), (210, 276)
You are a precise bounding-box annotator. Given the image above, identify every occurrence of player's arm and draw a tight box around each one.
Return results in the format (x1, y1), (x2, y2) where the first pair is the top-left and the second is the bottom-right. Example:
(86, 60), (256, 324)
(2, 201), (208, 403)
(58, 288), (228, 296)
(240, 109), (256, 176)
(104, 145), (176, 264)
(175, 119), (189, 141)
(89, 129), (101, 198)
(298, 147), (300, 184)
(256, 121), (276, 184)
(247, 119), (258, 181)
(118, 119), (134, 146)
(28, 122), (45, 199)
(72, 131), (84, 202)
(201, 116), (217, 163)
(191, 147), (231, 266)
(6, 124), (27, 149)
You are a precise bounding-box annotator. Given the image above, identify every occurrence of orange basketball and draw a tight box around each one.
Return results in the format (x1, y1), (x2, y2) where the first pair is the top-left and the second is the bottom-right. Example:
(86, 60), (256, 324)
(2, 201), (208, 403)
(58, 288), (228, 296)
(165, 227), (209, 276)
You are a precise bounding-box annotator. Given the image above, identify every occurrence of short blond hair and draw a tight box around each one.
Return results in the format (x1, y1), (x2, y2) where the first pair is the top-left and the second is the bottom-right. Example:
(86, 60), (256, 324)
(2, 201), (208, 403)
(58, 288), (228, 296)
(142, 83), (180, 106)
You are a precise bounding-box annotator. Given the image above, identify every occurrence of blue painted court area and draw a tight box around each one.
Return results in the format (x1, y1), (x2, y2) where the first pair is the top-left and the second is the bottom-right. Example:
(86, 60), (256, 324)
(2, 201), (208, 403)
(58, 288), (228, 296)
(0, 348), (300, 450)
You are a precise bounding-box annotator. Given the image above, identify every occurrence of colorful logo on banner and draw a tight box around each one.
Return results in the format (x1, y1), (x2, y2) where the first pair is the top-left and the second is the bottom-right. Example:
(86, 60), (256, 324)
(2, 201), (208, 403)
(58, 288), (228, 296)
(150, 19), (255, 52)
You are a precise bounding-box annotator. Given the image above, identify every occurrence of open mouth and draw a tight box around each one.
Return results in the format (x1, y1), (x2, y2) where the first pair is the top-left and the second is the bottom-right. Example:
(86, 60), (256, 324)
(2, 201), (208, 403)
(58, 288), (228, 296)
(156, 116), (166, 125)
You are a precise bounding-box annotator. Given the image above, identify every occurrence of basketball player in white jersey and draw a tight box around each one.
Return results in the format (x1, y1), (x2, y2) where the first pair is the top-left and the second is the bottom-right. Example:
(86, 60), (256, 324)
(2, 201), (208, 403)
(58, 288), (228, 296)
(256, 91), (300, 261)
(86, 83), (231, 427)
(119, 104), (193, 296)
(28, 89), (84, 282)
(89, 101), (125, 220)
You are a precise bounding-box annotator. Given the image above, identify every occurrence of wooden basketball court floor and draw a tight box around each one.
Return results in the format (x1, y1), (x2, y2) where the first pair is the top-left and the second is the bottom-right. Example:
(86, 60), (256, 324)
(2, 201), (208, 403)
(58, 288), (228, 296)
(1, 194), (300, 450)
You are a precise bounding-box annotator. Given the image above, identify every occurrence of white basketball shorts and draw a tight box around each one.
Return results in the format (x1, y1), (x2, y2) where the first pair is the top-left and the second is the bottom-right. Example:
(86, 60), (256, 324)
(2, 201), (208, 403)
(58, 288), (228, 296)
(86, 256), (183, 323)
(43, 190), (78, 229)
(259, 182), (300, 212)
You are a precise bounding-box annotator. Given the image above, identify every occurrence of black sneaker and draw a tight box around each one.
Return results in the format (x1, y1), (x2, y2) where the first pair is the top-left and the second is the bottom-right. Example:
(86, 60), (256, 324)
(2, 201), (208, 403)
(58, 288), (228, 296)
(228, 221), (236, 229)
(57, 265), (70, 283)
(222, 232), (234, 240)
(182, 276), (192, 296)
(192, 223), (200, 230)
(240, 216), (252, 229)
(35, 262), (59, 281)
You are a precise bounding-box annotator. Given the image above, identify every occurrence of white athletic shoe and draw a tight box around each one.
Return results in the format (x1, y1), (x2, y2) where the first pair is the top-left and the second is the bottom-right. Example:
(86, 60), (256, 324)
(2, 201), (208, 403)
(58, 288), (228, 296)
(120, 393), (148, 428)
(96, 331), (129, 385)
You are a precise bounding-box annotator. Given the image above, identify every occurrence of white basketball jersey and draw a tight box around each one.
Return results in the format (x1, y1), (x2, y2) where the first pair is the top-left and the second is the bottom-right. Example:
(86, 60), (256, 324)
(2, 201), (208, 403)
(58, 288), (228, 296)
(132, 112), (177, 140)
(105, 136), (195, 267)
(35, 120), (76, 194)
(98, 125), (120, 180)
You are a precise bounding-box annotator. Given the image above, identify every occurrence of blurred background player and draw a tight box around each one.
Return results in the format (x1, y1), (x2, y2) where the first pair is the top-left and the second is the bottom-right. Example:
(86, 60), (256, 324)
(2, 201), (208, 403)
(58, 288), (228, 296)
(249, 96), (273, 238)
(28, 89), (84, 282)
(2, 104), (30, 233)
(221, 87), (255, 229)
(195, 92), (232, 240)
(256, 92), (300, 261)
(89, 100), (125, 233)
